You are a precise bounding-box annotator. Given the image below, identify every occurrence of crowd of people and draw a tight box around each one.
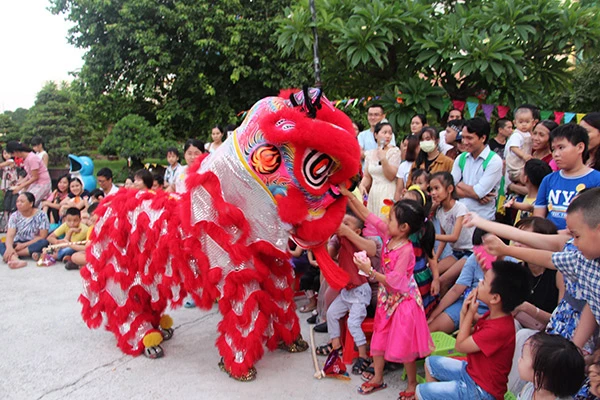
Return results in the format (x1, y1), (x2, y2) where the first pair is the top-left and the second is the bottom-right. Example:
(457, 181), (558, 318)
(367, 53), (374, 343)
(3, 105), (600, 400)
(294, 105), (600, 400)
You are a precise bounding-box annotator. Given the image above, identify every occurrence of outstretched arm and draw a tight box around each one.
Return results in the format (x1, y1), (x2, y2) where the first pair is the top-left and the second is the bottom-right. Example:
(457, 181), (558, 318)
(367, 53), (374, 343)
(340, 185), (370, 222)
(482, 234), (555, 270)
(464, 212), (568, 252)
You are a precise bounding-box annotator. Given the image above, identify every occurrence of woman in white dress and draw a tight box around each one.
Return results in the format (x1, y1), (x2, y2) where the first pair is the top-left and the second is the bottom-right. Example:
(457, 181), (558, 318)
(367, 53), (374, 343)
(359, 122), (401, 219)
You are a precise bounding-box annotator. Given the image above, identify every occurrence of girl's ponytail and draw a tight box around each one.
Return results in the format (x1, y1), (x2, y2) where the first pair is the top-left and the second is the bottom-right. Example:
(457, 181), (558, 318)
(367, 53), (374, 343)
(419, 219), (435, 259)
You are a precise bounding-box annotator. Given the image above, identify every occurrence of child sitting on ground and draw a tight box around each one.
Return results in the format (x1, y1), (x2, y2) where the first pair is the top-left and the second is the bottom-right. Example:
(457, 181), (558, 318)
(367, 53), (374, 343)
(315, 211), (378, 377)
(45, 207), (89, 263)
(427, 228), (489, 334)
(505, 106), (535, 186)
(504, 159), (552, 224)
(342, 185), (435, 399)
(417, 260), (530, 400)
(517, 332), (584, 400)
(430, 172), (475, 294)
(65, 203), (98, 271)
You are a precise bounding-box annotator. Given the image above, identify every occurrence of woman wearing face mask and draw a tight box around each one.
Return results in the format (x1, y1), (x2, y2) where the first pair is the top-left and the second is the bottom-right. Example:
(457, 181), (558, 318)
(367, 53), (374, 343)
(406, 127), (454, 187)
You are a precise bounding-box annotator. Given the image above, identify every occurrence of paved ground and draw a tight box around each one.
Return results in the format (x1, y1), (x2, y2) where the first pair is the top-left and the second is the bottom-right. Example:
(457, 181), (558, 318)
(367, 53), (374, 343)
(2, 260), (410, 400)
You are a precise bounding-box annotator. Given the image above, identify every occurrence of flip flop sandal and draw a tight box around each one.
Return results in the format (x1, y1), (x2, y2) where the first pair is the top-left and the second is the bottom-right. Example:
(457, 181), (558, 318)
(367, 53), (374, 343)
(398, 391), (416, 400)
(357, 381), (387, 395)
(144, 345), (164, 359)
(352, 357), (371, 375)
(361, 366), (375, 382)
(8, 260), (27, 269)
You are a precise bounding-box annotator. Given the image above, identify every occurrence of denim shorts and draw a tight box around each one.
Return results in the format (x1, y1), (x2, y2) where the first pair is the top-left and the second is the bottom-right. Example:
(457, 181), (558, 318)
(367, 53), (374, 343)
(416, 356), (495, 400)
(443, 300), (489, 329)
(452, 249), (473, 260)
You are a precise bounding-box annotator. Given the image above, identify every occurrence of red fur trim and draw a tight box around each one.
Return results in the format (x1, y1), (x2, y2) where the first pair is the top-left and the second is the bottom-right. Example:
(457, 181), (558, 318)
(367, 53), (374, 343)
(294, 196), (347, 244)
(276, 186), (309, 225)
(278, 88), (299, 99)
(312, 245), (349, 291)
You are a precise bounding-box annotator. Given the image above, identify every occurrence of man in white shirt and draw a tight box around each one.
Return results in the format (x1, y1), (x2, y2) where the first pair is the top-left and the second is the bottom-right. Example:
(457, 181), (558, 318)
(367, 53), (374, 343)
(439, 108), (463, 155)
(97, 168), (120, 197)
(356, 104), (396, 164)
(451, 118), (503, 220)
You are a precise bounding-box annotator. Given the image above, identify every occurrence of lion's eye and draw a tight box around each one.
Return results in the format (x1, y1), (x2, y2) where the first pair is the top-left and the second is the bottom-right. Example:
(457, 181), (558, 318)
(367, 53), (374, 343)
(302, 149), (334, 189)
(251, 144), (281, 174)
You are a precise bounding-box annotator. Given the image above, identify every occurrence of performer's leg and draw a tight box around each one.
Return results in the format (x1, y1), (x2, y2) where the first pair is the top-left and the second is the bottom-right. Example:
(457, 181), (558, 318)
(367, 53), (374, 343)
(216, 275), (269, 381)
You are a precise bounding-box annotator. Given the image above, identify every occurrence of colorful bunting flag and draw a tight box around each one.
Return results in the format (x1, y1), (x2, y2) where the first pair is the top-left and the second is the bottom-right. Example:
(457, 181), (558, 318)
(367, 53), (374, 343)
(577, 113), (586, 124)
(452, 100), (466, 112)
(482, 104), (495, 122)
(467, 102), (478, 118)
(540, 110), (553, 121)
(554, 111), (565, 125)
(441, 98), (452, 112)
(564, 112), (575, 123)
(497, 105), (510, 119)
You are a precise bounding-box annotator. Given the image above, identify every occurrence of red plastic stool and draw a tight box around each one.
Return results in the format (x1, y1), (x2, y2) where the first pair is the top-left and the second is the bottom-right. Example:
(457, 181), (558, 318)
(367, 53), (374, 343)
(339, 316), (375, 364)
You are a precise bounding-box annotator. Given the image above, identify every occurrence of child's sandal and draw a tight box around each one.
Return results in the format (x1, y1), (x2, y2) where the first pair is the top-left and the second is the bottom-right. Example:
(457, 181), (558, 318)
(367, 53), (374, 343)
(352, 357), (371, 375)
(315, 343), (342, 357)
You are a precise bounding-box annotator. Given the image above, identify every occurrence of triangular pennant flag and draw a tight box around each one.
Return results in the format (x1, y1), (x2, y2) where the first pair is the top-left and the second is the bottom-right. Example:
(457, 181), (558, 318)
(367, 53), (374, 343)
(564, 112), (575, 123)
(467, 101), (478, 118)
(482, 104), (495, 122)
(345, 99), (354, 109)
(540, 110), (553, 121)
(335, 100), (342, 108)
(577, 113), (586, 123)
(452, 100), (466, 112)
(497, 105), (510, 119)
(554, 111), (565, 124)
(441, 98), (451, 112)
(353, 98), (359, 107)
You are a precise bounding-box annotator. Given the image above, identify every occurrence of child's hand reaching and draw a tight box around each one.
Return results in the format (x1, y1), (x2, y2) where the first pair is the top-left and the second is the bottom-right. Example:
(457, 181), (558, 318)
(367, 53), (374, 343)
(336, 223), (352, 238)
(337, 185), (352, 197)
(483, 234), (509, 257)
(462, 212), (480, 228)
(503, 198), (515, 209)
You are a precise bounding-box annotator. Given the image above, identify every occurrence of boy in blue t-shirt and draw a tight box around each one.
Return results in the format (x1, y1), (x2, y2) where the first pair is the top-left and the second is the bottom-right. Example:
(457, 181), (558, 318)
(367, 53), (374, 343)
(534, 124), (600, 230)
(428, 229), (489, 334)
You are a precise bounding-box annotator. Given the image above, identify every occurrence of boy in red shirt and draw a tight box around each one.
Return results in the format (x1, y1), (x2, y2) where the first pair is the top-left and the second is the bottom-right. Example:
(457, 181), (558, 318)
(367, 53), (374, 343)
(416, 261), (529, 400)
(314, 211), (378, 376)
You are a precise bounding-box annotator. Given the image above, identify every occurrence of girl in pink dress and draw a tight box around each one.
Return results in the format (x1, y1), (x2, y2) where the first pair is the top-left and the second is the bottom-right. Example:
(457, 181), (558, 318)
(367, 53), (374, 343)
(343, 187), (435, 399)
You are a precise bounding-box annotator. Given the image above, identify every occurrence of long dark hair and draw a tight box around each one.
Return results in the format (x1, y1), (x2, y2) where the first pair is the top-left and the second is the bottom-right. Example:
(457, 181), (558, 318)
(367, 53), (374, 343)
(583, 112), (600, 171)
(392, 199), (435, 258)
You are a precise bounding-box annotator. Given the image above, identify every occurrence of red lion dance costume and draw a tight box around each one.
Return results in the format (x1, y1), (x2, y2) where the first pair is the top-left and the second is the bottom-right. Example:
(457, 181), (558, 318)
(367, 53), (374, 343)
(79, 88), (360, 381)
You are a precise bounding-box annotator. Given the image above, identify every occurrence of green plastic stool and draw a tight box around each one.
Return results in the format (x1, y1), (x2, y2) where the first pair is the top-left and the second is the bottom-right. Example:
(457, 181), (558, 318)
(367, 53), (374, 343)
(401, 332), (465, 381)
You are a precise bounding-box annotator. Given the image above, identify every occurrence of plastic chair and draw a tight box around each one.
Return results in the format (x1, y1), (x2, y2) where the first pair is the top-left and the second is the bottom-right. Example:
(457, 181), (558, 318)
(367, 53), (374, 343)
(340, 316), (375, 364)
(401, 331), (465, 380)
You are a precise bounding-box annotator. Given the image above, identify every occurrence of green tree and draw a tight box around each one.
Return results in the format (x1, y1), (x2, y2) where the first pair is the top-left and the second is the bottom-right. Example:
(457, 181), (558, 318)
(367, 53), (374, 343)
(0, 114), (20, 142)
(51, 0), (312, 142)
(277, 0), (600, 130)
(19, 82), (94, 165)
(99, 114), (174, 171)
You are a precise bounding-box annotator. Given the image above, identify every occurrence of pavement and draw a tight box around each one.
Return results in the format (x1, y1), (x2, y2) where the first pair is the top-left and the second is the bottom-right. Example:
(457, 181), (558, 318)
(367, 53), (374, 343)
(2, 259), (411, 400)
